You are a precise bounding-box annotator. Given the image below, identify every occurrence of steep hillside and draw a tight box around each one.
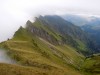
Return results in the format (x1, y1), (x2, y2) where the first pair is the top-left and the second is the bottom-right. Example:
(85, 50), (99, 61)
(81, 54), (100, 75)
(62, 14), (100, 53)
(0, 15), (100, 75)
(26, 15), (96, 55)
(0, 26), (84, 75)
(81, 24), (100, 53)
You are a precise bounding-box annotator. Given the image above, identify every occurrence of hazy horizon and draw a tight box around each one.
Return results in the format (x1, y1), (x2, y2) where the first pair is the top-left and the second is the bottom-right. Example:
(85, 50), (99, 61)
(0, 0), (100, 42)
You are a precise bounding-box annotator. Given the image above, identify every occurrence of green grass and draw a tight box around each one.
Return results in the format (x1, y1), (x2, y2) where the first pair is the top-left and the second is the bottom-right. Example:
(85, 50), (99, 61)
(12, 26), (33, 41)
(76, 40), (88, 51)
(81, 54), (100, 75)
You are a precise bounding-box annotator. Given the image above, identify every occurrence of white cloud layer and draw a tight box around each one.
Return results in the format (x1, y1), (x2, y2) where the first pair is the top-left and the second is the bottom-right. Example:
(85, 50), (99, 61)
(0, 0), (100, 42)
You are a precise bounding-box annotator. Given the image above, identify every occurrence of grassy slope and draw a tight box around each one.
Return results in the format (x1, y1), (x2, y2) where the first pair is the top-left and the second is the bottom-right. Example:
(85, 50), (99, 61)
(33, 19), (91, 54)
(81, 54), (100, 75)
(32, 19), (61, 41)
(0, 27), (84, 75)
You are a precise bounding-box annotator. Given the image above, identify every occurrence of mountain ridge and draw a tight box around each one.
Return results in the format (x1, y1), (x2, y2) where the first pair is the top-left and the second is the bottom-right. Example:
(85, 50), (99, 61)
(26, 15), (97, 55)
(0, 15), (100, 75)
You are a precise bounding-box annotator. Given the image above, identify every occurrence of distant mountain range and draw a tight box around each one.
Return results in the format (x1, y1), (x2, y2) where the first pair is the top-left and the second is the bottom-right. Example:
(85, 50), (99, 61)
(61, 14), (89, 26)
(62, 14), (100, 52)
(81, 18), (100, 50)
(62, 14), (100, 27)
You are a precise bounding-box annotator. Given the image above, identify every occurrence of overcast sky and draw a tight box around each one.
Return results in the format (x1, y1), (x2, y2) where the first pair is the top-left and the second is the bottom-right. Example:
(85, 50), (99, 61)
(0, 0), (100, 42)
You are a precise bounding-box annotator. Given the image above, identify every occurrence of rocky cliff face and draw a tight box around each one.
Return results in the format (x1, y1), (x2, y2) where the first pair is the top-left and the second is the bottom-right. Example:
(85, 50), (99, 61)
(26, 20), (59, 45)
(26, 18), (78, 48)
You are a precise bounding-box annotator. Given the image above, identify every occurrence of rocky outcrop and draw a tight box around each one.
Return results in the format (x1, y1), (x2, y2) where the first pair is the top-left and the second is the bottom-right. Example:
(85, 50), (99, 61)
(26, 20), (78, 47)
(26, 20), (59, 45)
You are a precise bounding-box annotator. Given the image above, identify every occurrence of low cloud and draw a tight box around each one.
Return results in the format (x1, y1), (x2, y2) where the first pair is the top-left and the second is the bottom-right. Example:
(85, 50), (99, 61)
(0, 0), (100, 42)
